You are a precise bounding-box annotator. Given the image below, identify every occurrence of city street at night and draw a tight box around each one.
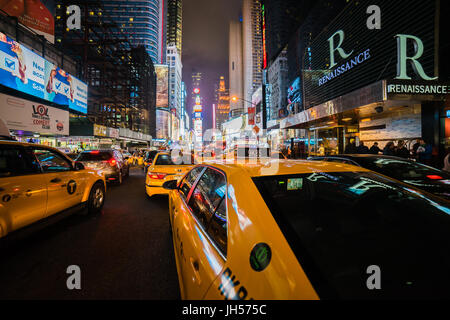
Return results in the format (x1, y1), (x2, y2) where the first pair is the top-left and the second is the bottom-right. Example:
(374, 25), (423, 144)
(0, 168), (180, 300)
(1, 0), (450, 306)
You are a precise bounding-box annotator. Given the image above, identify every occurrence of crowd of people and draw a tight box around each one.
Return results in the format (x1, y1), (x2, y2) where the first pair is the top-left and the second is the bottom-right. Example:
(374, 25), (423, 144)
(344, 139), (433, 162)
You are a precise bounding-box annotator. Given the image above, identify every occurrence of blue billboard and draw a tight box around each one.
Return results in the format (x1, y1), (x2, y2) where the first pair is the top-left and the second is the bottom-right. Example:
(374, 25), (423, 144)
(0, 32), (88, 113)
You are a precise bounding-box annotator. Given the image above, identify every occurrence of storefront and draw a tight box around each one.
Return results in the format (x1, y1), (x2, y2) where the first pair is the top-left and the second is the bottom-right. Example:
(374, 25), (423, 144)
(68, 120), (151, 151)
(280, 0), (448, 162)
(0, 93), (69, 146)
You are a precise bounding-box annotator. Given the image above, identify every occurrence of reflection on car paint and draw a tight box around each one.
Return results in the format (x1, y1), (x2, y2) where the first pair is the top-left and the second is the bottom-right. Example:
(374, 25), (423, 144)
(404, 187), (450, 215)
(194, 225), (223, 274)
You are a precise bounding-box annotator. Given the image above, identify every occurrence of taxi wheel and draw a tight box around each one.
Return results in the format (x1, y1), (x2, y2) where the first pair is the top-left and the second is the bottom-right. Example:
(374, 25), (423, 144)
(88, 182), (105, 214)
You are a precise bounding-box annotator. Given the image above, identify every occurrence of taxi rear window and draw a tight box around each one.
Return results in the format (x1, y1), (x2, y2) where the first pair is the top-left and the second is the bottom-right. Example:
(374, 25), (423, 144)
(77, 152), (112, 161)
(252, 171), (450, 299)
(155, 154), (195, 165)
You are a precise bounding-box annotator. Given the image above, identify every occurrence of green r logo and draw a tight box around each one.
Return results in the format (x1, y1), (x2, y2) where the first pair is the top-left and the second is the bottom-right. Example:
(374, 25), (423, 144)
(250, 243), (272, 272)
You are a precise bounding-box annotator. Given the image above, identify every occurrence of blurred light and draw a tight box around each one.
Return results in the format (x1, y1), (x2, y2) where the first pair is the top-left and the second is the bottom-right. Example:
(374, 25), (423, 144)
(194, 88), (200, 94)
(427, 175), (443, 180)
(361, 118), (372, 122)
(342, 118), (352, 121)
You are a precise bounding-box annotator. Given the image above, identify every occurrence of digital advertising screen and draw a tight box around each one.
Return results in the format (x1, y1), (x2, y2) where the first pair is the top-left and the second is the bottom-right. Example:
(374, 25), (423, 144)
(0, 31), (88, 113)
(155, 64), (169, 109)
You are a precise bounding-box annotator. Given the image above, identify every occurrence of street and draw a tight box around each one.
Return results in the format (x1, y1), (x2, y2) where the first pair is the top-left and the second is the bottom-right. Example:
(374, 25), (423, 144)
(0, 168), (180, 300)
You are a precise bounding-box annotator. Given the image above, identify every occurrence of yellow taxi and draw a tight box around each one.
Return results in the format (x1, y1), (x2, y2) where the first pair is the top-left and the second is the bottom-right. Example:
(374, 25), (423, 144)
(145, 152), (195, 198)
(0, 140), (106, 239)
(163, 160), (450, 299)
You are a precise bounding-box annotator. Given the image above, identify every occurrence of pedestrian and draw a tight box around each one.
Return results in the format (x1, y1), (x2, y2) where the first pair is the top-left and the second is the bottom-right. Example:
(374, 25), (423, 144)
(443, 148), (450, 172)
(383, 142), (396, 156)
(287, 146), (292, 158)
(369, 142), (381, 155)
(412, 139), (421, 158)
(318, 143), (325, 156)
(396, 140), (410, 158)
(344, 139), (357, 154)
(417, 139), (432, 165)
(357, 141), (370, 154)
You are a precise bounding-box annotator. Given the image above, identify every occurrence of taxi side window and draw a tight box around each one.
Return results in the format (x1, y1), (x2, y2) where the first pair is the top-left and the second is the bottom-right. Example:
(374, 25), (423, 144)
(33, 149), (72, 172)
(188, 168), (227, 256)
(179, 166), (205, 200)
(207, 196), (227, 255)
(0, 146), (40, 177)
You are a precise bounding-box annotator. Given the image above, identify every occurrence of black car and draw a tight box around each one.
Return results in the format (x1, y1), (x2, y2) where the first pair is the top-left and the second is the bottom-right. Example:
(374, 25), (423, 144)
(76, 149), (130, 184)
(308, 154), (450, 200)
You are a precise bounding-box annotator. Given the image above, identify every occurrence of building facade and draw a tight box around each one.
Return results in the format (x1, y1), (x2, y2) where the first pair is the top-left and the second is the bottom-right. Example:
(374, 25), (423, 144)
(167, 0), (182, 57)
(242, 0), (263, 112)
(101, 0), (165, 64)
(167, 45), (182, 140)
(276, 0), (450, 168)
(229, 20), (244, 117)
(214, 77), (230, 131)
(267, 48), (288, 120)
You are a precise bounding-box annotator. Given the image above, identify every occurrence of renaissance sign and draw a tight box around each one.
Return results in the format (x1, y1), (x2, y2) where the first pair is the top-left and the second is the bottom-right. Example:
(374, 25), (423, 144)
(303, 0), (437, 108)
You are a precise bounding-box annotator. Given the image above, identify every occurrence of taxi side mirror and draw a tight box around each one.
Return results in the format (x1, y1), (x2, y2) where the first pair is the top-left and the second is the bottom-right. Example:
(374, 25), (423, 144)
(74, 162), (85, 171)
(162, 180), (178, 190)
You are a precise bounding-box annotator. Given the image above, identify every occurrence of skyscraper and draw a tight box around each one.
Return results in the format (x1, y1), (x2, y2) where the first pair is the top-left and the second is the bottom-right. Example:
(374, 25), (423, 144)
(167, 0), (183, 57)
(191, 72), (203, 110)
(191, 72), (203, 143)
(101, 0), (165, 64)
(229, 20), (244, 117)
(214, 76), (230, 131)
(261, 0), (316, 63)
(167, 45), (183, 140)
(242, 0), (263, 112)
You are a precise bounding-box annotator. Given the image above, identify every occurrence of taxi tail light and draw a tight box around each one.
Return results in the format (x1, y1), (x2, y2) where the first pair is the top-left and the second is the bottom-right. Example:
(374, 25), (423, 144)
(148, 172), (167, 179)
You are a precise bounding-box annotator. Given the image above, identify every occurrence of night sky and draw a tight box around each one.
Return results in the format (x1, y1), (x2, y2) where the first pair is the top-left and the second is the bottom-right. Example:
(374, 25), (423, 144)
(182, 0), (242, 130)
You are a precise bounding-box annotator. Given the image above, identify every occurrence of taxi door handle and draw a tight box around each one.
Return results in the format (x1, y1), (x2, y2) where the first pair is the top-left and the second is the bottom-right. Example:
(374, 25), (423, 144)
(190, 257), (202, 285)
(50, 178), (61, 183)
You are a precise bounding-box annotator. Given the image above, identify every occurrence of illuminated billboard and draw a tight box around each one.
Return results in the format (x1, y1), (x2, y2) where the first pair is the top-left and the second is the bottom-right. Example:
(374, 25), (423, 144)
(156, 108), (171, 139)
(155, 65), (169, 109)
(0, 32), (88, 113)
(1, 0), (55, 43)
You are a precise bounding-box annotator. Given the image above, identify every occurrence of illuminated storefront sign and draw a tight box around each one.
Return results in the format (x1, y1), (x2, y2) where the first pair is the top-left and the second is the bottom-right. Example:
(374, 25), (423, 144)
(0, 32), (88, 113)
(387, 83), (449, 95)
(94, 124), (107, 137)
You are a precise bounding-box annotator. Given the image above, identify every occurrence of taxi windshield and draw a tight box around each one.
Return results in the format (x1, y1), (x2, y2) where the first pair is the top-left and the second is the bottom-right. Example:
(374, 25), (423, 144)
(252, 171), (450, 299)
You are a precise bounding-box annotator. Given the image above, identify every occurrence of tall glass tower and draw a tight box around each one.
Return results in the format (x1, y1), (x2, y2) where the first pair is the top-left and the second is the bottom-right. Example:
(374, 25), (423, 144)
(102, 0), (166, 64)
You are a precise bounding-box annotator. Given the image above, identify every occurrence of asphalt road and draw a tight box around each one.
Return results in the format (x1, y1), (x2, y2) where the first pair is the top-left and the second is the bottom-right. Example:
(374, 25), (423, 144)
(0, 167), (180, 299)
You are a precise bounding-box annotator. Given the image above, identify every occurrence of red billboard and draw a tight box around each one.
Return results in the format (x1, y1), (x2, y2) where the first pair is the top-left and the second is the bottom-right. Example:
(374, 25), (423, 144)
(0, 0), (55, 43)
